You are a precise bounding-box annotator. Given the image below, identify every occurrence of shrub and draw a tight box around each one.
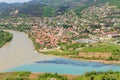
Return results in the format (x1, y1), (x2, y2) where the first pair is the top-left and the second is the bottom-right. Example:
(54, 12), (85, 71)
(14, 71), (31, 77)
(6, 78), (29, 80)
(38, 73), (67, 80)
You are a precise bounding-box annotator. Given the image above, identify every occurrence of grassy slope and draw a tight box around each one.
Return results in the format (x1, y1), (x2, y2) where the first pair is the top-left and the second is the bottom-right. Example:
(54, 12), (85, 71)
(41, 42), (120, 60)
(0, 71), (120, 80)
(82, 43), (120, 52)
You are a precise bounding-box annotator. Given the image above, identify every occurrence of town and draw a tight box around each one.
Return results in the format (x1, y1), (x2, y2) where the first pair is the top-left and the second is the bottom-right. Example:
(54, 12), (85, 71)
(0, 3), (120, 61)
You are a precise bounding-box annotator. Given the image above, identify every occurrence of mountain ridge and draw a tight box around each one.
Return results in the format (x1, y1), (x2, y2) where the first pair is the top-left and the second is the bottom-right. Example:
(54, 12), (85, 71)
(0, 0), (118, 17)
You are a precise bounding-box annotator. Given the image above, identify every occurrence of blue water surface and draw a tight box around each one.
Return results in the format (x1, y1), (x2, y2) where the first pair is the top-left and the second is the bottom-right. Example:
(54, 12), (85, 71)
(6, 58), (120, 75)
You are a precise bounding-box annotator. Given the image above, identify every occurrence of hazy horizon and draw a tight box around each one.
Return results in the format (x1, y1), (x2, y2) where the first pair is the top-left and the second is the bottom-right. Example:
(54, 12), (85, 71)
(0, 0), (31, 3)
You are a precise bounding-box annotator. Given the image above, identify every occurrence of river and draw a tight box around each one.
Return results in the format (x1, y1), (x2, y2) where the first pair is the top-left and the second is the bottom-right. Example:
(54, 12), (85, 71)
(0, 30), (56, 72)
(1, 30), (120, 75)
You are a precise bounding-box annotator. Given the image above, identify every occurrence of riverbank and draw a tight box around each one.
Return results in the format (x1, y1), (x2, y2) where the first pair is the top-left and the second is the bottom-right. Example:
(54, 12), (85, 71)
(39, 50), (120, 65)
(53, 54), (120, 64)
(0, 30), (13, 48)
(0, 30), (57, 72)
(66, 57), (120, 65)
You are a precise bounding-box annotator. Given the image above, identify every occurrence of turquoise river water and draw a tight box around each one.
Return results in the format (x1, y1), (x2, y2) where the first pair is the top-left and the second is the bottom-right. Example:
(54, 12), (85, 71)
(6, 58), (120, 75)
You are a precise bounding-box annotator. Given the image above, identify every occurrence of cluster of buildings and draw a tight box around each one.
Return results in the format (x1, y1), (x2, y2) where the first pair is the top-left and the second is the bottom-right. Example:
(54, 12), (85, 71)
(30, 25), (85, 49)
(31, 27), (62, 48)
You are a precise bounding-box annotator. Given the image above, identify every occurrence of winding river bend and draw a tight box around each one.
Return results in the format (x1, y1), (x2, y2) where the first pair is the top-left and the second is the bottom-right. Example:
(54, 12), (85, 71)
(0, 30), (56, 71)
(1, 30), (120, 75)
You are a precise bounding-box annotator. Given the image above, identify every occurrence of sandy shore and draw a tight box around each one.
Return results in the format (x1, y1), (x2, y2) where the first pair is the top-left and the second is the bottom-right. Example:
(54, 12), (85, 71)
(40, 52), (120, 65)
(81, 59), (120, 64)
(0, 30), (57, 72)
(67, 58), (120, 64)
(62, 56), (120, 65)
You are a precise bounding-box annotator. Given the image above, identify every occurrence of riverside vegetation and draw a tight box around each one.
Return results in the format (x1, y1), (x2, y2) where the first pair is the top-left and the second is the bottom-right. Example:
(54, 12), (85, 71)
(0, 30), (13, 48)
(0, 71), (120, 80)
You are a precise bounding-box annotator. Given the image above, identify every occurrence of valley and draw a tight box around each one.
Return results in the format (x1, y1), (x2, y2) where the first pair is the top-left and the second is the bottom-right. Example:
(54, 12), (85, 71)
(0, 0), (120, 80)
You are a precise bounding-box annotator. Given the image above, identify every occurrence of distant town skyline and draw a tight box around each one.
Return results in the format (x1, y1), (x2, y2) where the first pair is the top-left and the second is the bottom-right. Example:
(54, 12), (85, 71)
(0, 0), (31, 3)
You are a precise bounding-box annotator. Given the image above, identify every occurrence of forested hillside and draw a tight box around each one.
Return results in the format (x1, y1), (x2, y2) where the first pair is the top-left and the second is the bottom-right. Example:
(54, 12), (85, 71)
(0, 0), (114, 17)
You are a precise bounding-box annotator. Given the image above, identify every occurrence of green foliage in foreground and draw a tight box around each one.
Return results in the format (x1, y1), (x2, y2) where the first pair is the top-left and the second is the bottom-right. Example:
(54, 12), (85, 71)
(1, 71), (120, 80)
(38, 73), (67, 80)
(0, 71), (31, 80)
(0, 72), (67, 80)
(0, 30), (13, 47)
(13, 71), (31, 77)
(75, 71), (120, 80)
(6, 77), (28, 80)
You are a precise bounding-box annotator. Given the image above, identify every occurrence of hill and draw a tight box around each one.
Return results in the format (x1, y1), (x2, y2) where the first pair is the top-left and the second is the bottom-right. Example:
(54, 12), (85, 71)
(0, 0), (113, 17)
